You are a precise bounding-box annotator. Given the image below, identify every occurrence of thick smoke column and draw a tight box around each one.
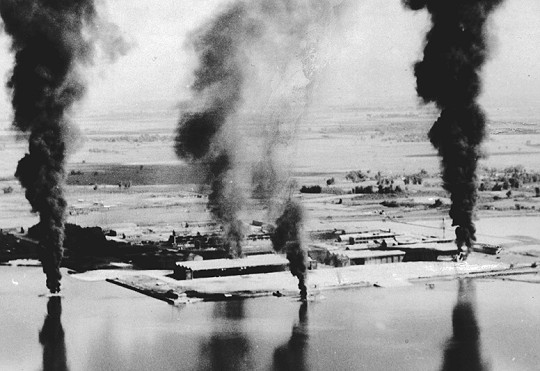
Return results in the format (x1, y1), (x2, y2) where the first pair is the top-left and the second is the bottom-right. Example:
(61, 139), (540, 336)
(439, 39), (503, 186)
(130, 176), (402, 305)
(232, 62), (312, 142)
(175, 3), (249, 258)
(403, 0), (504, 259)
(207, 151), (244, 258)
(271, 200), (308, 300)
(175, 4), (245, 161)
(1, 1), (126, 292)
(0, 0), (96, 292)
(176, 1), (337, 258)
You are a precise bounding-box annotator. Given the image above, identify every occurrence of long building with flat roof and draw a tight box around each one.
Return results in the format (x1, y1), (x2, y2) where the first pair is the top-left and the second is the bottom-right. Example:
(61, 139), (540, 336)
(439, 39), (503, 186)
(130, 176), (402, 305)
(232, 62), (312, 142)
(174, 254), (289, 280)
(336, 230), (396, 245)
(339, 250), (406, 265)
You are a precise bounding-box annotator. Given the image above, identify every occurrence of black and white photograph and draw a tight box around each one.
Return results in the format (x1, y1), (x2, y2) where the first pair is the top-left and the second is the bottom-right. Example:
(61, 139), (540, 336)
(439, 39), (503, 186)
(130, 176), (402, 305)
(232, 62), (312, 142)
(0, 1), (539, 370)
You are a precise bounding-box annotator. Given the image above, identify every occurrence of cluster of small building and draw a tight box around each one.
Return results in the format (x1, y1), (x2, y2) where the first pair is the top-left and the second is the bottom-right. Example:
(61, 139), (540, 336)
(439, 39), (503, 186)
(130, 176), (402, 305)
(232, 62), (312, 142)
(171, 226), (504, 281)
(1, 222), (501, 281)
(309, 229), (453, 267)
(169, 227), (497, 281)
(309, 229), (501, 268)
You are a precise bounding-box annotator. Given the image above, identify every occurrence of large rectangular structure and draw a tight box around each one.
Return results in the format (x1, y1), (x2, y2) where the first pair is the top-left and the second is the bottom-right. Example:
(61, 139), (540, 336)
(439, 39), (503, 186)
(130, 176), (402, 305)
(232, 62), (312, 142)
(336, 231), (396, 245)
(339, 250), (406, 265)
(174, 254), (289, 280)
(389, 242), (457, 261)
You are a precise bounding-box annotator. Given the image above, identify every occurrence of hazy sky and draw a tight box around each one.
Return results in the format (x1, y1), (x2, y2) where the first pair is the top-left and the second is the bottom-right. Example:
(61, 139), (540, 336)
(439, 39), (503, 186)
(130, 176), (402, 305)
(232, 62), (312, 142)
(0, 0), (539, 125)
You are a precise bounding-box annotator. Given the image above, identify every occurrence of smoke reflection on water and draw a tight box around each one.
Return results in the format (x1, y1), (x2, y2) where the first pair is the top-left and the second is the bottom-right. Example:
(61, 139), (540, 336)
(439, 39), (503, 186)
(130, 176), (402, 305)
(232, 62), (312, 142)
(441, 279), (490, 371)
(198, 300), (253, 371)
(39, 297), (69, 371)
(272, 301), (309, 371)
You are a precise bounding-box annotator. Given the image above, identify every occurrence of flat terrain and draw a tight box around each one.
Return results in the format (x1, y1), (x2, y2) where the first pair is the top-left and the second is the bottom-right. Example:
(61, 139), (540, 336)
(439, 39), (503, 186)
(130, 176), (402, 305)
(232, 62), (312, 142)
(2, 104), (540, 262)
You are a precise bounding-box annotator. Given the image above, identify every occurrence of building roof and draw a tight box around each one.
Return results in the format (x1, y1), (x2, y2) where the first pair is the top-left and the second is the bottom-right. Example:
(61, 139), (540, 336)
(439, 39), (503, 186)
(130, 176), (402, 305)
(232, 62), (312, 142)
(175, 254), (289, 271)
(337, 231), (396, 242)
(397, 242), (457, 252)
(309, 243), (341, 251)
(339, 250), (405, 259)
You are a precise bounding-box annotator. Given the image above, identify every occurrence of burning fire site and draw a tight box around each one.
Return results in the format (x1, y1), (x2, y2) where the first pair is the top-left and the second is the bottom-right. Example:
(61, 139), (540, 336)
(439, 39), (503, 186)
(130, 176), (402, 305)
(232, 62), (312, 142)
(1, 1), (539, 370)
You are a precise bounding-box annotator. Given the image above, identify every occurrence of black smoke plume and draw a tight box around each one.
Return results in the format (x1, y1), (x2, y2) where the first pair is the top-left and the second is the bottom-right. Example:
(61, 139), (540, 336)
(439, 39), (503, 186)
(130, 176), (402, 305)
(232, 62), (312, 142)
(176, 1), (339, 258)
(1, 1), (126, 292)
(273, 302), (309, 371)
(271, 200), (308, 300)
(40, 297), (69, 371)
(441, 279), (490, 371)
(175, 3), (249, 258)
(174, 2), (245, 163)
(207, 151), (244, 258)
(0, 0), (95, 293)
(403, 0), (504, 257)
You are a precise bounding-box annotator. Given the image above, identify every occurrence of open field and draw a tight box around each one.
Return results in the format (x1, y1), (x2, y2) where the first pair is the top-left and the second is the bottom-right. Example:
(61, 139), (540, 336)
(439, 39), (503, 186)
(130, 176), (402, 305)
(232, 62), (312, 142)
(3, 105), (540, 178)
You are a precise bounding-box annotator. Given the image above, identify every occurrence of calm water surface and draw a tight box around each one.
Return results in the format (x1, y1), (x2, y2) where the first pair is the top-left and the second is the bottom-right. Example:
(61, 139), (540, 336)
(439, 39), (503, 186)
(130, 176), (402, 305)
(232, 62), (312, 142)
(1, 267), (539, 370)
